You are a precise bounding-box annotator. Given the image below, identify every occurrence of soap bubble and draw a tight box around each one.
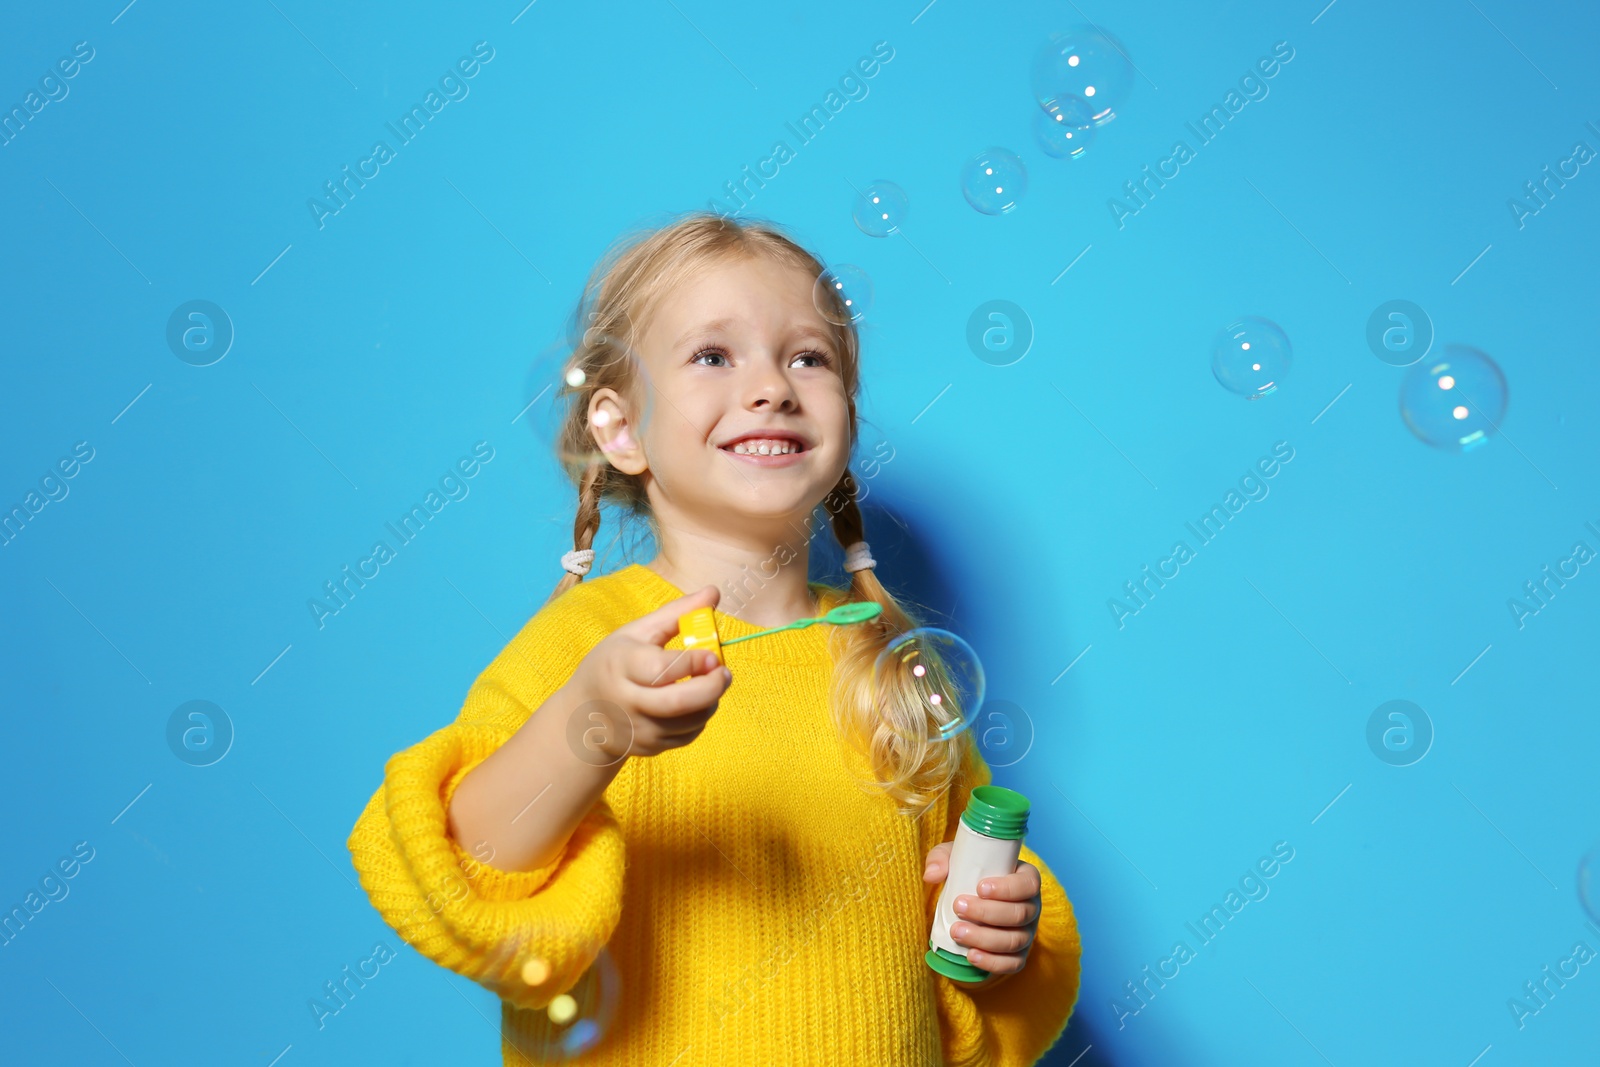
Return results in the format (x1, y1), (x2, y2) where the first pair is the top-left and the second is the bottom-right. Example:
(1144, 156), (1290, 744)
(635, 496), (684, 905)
(1399, 345), (1509, 452)
(960, 147), (1028, 215)
(873, 628), (986, 743)
(503, 946), (623, 1062)
(1581, 841), (1600, 924)
(523, 326), (656, 477)
(853, 180), (909, 237)
(1035, 102), (1095, 159)
(813, 264), (874, 325)
(1212, 317), (1292, 400)
(1031, 27), (1135, 127)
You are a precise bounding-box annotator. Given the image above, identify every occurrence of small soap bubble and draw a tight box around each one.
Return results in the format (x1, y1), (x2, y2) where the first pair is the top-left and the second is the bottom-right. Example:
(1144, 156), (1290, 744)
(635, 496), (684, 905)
(524, 330), (656, 476)
(1031, 27), (1135, 127)
(1399, 345), (1509, 452)
(873, 628), (986, 743)
(503, 945), (622, 1062)
(1212, 317), (1292, 400)
(853, 180), (909, 237)
(960, 147), (1028, 215)
(1034, 103), (1095, 159)
(813, 264), (874, 324)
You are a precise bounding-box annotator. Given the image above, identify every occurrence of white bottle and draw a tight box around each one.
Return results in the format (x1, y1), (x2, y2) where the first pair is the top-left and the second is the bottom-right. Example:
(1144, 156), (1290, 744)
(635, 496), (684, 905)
(927, 784), (1031, 983)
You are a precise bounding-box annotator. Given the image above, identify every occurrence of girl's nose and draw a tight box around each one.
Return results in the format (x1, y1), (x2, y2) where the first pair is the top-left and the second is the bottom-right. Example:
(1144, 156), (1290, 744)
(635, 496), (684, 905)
(748, 370), (799, 411)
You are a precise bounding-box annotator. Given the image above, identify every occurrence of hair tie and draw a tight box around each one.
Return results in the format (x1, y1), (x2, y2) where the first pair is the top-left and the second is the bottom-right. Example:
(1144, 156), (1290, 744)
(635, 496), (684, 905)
(842, 541), (876, 573)
(561, 548), (595, 576)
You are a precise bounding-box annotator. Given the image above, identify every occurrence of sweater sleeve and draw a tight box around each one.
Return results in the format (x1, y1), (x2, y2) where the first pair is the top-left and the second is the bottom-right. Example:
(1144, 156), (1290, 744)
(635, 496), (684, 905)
(927, 740), (1084, 1067)
(345, 617), (627, 1014)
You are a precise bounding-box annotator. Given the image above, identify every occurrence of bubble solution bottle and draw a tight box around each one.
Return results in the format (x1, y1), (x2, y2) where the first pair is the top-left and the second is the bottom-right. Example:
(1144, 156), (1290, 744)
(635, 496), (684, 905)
(926, 784), (1031, 982)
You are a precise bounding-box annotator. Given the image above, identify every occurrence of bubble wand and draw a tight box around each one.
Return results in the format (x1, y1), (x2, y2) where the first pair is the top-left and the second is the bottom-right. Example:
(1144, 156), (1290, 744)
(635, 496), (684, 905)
(675, 601), (882, 672)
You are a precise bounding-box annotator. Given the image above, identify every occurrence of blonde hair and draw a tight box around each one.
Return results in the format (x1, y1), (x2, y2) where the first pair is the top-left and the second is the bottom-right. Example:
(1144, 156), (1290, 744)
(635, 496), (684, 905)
(540, 210), (973, 818)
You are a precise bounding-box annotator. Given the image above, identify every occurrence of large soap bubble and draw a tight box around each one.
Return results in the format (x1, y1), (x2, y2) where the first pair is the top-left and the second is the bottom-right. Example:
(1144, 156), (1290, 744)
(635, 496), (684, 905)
(503, 946), (623, 1062)
(1399, 345), (1508, 452)
(873, 628), (986, 743)
(1031, 27), (1135, 127)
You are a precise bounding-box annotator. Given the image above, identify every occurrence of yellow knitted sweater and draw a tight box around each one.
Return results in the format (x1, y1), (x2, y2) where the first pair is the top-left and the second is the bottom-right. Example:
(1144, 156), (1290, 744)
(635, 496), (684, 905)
(347, 563), (1082, 1066)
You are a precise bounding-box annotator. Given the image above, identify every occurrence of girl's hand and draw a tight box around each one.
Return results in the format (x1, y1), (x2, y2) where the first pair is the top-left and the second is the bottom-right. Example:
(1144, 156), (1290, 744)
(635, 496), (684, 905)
(923, 841), (1041, 988)
(565, 584), (733, 760)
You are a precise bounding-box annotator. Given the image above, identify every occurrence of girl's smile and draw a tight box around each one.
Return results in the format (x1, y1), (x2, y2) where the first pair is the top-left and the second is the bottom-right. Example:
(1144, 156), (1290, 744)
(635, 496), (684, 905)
(720, 448), (808, 467)
(717, 429), (813, 466)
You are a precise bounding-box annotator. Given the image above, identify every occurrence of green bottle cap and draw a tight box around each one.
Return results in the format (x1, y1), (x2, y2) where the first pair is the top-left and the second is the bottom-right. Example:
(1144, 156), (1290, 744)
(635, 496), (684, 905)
(960, 785), (1029, 840)
(925, 942), (992, 983)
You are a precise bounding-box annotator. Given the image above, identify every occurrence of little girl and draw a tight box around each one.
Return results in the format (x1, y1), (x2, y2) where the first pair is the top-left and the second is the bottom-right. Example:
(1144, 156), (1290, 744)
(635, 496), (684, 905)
(347, 212), (1082, 1065)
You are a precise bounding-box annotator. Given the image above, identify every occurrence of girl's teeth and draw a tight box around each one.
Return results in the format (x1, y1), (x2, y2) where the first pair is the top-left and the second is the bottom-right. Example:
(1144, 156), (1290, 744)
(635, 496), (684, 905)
(732, 439), (797, 455)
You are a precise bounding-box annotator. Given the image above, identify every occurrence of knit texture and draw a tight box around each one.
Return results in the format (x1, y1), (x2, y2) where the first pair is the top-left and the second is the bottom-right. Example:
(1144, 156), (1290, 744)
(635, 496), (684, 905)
(347, 563), (1082, 1065)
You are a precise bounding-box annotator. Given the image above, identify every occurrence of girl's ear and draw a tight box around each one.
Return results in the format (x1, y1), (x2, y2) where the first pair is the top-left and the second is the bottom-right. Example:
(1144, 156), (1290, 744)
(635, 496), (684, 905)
(589, 388), (647, 475)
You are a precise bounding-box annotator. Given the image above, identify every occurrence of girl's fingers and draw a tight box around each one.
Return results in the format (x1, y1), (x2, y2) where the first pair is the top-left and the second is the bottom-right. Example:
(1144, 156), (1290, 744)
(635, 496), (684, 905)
(632, 666), (731, 718)
(623, 644), (710, 687)
(621, 584), (721, 646)
(956, 946), (1027, 976)
(646, 722), (718, 752)
(954, 894), (1038, 928)
(652, 704), (718, 739)
(923, 842), (952, 883)
(645, 731), (698, 753)
(973, 865), (1040, 902)
(951, 921), (1035, 957)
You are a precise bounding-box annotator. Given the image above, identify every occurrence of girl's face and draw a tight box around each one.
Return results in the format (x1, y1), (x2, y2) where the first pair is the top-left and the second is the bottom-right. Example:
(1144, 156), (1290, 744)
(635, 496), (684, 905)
(591, 254), (851, 533)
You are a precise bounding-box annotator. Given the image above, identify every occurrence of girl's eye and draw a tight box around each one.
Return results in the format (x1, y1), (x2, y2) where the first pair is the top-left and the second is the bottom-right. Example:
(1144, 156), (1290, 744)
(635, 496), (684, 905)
(792, 350), (833, 369)
(690, 346), (730, 367)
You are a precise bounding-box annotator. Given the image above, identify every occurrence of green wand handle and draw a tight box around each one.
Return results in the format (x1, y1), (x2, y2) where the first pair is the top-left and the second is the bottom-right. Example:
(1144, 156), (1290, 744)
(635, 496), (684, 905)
(719, 600), (882, 646)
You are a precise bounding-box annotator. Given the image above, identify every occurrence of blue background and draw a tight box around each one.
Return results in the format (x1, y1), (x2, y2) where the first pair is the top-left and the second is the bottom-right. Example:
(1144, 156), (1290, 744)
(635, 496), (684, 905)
(2, 0), (1597, 1064)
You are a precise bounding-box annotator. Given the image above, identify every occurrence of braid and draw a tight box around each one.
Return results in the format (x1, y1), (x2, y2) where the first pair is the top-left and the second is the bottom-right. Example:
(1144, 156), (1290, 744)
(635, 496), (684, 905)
(824, 470), (911, 636)
(547, 459), (606, 604)
(821, 469), (969, 818)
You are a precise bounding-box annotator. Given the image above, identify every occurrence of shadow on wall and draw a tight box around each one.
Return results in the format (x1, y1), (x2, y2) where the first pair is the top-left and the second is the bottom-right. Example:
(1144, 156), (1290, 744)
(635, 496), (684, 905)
(1042, 1011), (1120, 1066)
(829, 500), (1131, 1067)
(809, 497), (963, 632)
